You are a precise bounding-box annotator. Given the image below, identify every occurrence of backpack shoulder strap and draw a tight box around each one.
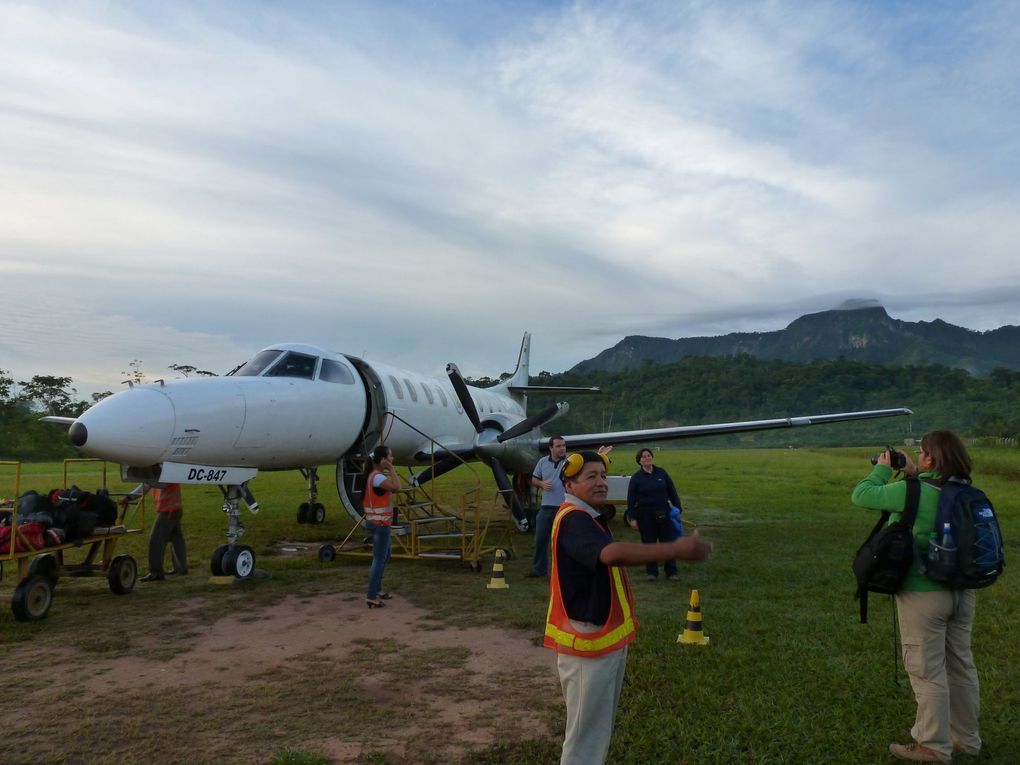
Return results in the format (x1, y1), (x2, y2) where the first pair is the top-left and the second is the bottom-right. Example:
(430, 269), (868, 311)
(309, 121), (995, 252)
(901, 477), (921, 528)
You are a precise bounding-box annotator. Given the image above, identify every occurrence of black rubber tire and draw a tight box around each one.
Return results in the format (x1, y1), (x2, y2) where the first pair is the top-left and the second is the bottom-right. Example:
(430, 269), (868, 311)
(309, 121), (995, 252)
(296, 502), (310, 524)
(601, 504), (617, 523)
(223, 545), (255, 579)
(107, 555), (138, 594)
(12, 575), (53, 622)
(210, 544), (230, 576)
(310, 502), (326, 524)
(318, 544), (336, 563)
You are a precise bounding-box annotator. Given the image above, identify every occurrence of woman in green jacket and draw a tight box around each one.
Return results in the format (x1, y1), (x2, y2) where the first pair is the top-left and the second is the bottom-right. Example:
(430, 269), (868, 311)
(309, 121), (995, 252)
(851, 430), (981, 764)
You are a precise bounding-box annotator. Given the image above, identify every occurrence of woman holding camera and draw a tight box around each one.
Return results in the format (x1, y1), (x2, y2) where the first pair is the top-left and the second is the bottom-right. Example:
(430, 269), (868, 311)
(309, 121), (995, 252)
(851, 430), (981, 763)
(626, 447), (683, 581)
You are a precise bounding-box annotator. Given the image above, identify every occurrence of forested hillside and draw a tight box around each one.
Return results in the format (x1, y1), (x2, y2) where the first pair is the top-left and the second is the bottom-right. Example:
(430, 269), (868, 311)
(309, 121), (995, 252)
(530, 356), (1020, 447)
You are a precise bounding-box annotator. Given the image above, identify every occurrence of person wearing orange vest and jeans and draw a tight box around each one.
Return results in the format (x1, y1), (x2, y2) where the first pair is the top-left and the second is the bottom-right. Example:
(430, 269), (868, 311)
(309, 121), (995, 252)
(123, 482), (187, 582)
(362, 445), (405, 608)
(545, 451), (713, 765)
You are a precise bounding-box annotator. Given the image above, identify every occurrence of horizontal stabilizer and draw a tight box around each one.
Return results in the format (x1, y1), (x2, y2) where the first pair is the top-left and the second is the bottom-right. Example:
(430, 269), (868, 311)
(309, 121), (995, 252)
(507, 385), (600, 395)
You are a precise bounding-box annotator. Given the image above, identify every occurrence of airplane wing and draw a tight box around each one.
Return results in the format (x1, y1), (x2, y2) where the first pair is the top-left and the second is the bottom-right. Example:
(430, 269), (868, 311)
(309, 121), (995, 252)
(560, 407), (913, 450)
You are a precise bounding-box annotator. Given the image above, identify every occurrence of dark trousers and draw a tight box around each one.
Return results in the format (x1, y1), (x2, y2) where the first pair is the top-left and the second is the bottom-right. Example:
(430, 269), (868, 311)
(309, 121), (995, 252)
(148, 510), (187, 575)
(635, 511), (678, 578)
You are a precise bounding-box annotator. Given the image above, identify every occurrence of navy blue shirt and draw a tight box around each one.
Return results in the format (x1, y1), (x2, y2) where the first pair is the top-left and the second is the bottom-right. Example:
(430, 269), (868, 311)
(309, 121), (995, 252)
(556, 501), (614, 625)
(627, 466), (681, 518)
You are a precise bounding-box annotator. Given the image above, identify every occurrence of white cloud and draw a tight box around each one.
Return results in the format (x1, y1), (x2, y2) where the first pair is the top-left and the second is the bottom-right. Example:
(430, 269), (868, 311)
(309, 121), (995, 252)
(1, 0), (1019, 401)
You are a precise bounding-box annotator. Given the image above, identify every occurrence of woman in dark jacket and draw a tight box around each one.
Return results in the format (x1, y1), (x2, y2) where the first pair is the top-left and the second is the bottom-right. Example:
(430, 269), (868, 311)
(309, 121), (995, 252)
(626, 447), (683, 581)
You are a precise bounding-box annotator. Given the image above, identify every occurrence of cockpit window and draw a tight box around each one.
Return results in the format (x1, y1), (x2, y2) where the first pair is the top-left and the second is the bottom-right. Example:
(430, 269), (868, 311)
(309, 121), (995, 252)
(319, 359), (356, 384)
(231, 350), (283, 377)
(266, 351), (317, 380)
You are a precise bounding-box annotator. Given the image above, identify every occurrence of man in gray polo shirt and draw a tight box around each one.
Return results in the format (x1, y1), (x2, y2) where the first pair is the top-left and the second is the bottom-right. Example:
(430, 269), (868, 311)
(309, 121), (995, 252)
(527, 435), (567, 578)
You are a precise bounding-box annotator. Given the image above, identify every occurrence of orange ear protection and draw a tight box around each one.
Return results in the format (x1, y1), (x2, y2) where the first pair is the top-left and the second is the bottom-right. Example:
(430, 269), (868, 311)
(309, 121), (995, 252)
(562, 451), (611, 480)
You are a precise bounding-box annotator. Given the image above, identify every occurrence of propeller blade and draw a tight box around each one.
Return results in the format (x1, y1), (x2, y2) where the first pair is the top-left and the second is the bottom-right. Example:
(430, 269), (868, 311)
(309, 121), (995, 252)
(497, 402), (567, 443)
(446, 363), (482, 433)
(413, 456), (464, 486)
(490, 457), (529, 531)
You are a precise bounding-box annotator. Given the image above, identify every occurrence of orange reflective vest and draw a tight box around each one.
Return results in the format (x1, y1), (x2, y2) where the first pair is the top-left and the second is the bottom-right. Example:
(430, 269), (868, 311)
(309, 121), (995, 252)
(362, 470), (393, 525)
(544, 502), (638, 657)
(152, 484), (183, 514)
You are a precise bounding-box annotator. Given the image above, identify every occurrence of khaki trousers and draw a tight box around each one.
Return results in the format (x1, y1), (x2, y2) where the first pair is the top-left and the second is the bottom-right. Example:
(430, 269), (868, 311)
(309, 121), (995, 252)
(557, 645), (628, 765)
(895, 589), (981, 760)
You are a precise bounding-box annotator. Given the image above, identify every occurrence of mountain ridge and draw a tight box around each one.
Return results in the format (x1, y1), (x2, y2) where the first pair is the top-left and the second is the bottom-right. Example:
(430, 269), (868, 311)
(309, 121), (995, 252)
(571, 305), (1020, 375)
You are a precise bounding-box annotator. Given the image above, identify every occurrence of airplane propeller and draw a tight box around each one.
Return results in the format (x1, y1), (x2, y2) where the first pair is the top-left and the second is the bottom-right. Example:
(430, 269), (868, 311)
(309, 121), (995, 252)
(419, 364), (568, 531)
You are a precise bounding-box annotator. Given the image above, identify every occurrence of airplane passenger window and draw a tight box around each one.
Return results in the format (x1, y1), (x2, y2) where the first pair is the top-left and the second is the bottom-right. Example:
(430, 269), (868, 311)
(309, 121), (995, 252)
(421, 383), (434, 405)
(389, 375), (404, 400)
(435, 386), (448, 407)
(267, 351), (317, 379)
(319, 359), (355, 384)
(233, 350), (283, 376)
(404, 379), (418, 402)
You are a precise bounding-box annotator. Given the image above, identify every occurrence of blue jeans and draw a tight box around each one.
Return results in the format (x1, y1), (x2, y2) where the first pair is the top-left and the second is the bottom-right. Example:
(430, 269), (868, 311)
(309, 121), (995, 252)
(531, 505), (557, 575)
(366, 521), (392, 600)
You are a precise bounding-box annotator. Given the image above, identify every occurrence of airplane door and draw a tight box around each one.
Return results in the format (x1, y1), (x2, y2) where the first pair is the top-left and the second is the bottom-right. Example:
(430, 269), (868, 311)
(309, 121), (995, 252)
(234, 383), (279, 448)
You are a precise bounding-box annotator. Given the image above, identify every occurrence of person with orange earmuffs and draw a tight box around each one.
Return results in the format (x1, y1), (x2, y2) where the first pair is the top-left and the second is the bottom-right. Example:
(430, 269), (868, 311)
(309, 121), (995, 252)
(544, 450), (713, 765)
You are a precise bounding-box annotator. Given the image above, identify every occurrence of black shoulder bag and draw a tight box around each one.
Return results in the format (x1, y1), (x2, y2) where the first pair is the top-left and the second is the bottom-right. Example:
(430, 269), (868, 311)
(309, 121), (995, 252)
(852, 477), (920, 624)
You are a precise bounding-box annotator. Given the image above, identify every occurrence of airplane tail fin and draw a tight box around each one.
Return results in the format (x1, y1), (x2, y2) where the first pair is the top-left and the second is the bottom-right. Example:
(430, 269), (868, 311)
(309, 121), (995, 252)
(493, 332), (531, 401)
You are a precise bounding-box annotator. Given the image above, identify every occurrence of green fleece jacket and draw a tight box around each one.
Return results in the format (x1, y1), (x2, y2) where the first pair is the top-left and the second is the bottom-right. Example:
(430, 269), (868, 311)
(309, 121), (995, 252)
(851, 464), (946, 592)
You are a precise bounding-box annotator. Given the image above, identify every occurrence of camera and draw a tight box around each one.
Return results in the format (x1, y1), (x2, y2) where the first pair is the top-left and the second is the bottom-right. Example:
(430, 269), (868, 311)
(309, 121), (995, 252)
(870, 445), (907, 470)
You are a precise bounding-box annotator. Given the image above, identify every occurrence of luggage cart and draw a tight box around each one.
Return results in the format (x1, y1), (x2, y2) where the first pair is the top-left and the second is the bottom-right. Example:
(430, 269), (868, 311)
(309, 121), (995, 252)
(0, 459), (144, 622)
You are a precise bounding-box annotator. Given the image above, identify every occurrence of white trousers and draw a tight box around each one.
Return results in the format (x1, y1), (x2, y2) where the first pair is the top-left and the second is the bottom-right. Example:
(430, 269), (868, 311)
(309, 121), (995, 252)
(557, 646), (628, 765)
(896, 589), (981, 760)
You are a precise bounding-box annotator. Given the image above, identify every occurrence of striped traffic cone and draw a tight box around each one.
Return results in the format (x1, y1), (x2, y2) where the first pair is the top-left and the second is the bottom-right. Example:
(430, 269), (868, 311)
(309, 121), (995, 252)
(677, 588), (710, 645)
(486, 549), (510, 589)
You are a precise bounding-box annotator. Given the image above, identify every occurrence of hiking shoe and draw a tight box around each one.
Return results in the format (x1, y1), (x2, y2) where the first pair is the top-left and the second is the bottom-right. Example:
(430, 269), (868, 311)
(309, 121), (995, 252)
(646, 574), (658, 582)
(140, 572), (165, 582)
(889, 742), (947, 763)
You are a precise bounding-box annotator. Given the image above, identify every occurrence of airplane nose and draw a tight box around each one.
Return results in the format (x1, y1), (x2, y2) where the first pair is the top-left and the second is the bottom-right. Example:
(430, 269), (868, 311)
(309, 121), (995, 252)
(74, 387), (176, 465)
(69, 421), (88, 447)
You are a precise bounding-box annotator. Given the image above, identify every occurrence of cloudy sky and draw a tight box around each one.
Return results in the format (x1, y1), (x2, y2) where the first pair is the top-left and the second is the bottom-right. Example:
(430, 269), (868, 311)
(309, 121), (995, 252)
(2, 1), (1019, 398)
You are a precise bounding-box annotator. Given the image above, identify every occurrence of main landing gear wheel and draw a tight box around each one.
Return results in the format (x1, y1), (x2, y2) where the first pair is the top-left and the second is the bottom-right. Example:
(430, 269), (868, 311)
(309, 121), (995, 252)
(318, 544), (336, 563)
(107, 555), (138, 595)
(223, 545), (256, 578)
(298, 502), (326, 524)
(210, 544), (230, 576)
(12, 575), (54, 622)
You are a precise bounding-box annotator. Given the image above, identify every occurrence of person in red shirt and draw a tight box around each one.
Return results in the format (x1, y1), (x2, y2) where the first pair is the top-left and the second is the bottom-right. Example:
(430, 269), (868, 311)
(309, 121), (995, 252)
(123, 482), (187, 582)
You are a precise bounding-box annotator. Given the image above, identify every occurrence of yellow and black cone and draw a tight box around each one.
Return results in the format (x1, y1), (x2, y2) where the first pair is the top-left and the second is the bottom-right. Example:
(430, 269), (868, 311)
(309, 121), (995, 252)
(486, 549), (510, 589)
(677, 588), (710, 645)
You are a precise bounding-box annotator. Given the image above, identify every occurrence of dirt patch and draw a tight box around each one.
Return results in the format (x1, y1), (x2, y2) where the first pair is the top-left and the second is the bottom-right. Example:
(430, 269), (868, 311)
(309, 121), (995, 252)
(2, 590), (561, 764)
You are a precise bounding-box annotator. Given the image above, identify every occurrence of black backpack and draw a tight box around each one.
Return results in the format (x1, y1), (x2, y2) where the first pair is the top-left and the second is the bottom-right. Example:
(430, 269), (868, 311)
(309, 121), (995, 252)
(852, 478), (920, 624)
(923, 480), (1004, 589)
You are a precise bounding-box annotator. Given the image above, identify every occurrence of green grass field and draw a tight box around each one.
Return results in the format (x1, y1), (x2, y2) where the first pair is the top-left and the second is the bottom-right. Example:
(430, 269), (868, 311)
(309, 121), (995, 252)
(1, 448), (1017, 764)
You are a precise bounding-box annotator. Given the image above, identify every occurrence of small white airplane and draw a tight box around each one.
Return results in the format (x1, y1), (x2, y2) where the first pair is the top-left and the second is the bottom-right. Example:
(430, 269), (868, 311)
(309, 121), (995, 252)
(44, 333), (911, 577)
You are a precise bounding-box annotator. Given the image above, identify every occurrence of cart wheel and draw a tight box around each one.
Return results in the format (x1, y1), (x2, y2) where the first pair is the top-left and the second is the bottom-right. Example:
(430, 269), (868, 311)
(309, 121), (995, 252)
(601, 504), (617, 523)
(210, 544), (230, 576)
(12, 575), (54, 622)
(470, 560), (482, 573)
(497, 547), (514, 561)
(296, 502), (310, 524)
(108, 555), (138, 594)
(310, 502), (326, 524)
(318, 544), (336, 563)
(29, 554), (60, 586)
(223, 545), (256, 578)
